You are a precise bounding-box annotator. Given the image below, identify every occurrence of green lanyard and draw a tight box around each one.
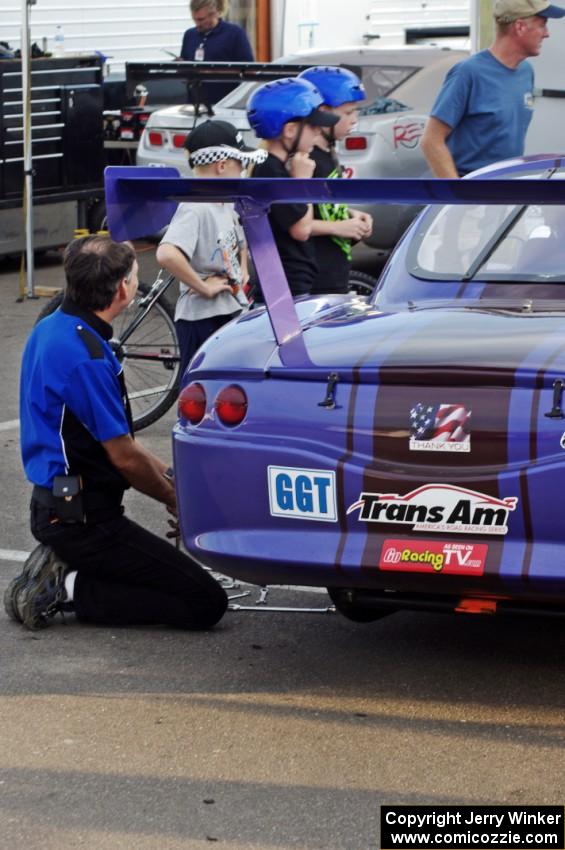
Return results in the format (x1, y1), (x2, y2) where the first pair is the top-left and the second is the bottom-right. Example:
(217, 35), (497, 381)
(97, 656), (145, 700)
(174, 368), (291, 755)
(316, 166), (352, 261)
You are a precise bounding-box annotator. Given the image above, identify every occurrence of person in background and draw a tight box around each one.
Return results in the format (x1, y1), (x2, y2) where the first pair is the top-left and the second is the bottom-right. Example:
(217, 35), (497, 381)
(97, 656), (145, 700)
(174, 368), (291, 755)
(421, 0), (565, 178)
(298, 66), (373, 294)
(8, 236), (228, 632)
(181, 0), (254, 107)
(156, 119), (267, 378)
(246, 77), (339, 298)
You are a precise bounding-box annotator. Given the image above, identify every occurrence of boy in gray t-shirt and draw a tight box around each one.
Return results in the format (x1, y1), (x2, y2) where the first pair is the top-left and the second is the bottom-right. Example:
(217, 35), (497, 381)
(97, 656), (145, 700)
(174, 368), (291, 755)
(156, 120), (267, 376)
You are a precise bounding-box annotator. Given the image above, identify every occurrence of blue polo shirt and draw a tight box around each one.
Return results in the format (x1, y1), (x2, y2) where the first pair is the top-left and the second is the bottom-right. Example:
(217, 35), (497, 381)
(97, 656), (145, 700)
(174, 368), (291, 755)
(180, 18), (254, 104)
(20, 298), (132, 493)
(430, 49), (534, 175)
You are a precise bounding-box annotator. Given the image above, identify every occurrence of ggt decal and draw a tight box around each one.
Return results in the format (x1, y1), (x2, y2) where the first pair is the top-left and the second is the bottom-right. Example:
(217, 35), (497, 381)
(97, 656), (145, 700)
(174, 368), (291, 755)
(347, 484), (518, 535)
(268, 466), (337, 522)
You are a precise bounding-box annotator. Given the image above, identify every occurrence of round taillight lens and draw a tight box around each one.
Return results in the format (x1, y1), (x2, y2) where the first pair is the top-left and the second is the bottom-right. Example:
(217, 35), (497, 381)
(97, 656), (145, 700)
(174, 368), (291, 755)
(178, 382), (206, 424)
(215, 385), (247, 427)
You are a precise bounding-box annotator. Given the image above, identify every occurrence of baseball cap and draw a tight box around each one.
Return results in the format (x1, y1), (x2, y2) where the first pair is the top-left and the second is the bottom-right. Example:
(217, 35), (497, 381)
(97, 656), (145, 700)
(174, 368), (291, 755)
(494, 0), (565, 21)
(184, 119), (267, 167)
(305, 108), (340, 129)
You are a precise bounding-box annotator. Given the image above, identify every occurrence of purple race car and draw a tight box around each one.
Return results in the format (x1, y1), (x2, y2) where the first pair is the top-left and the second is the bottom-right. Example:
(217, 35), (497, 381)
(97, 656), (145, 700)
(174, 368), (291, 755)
(106, 155), (565, 622)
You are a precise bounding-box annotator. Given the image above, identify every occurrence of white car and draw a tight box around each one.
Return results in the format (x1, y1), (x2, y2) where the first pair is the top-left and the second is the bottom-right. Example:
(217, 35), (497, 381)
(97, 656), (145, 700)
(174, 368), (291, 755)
(136, 46), (468, 250)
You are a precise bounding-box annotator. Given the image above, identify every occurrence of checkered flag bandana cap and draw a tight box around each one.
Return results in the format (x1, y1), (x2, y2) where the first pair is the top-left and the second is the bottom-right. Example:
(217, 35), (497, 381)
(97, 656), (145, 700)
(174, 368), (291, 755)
(188, 144), (267, 168)
(185, 119), (267, 168)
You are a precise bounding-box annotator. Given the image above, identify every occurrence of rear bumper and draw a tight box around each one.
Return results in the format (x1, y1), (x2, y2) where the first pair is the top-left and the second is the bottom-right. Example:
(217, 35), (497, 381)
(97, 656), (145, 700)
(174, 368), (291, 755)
(172, 423), (565, 604)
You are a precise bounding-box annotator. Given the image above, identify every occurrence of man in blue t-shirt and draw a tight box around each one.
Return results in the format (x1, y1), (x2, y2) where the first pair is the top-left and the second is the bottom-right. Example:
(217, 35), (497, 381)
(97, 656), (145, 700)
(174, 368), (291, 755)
(8, 236), (227, 632)
(421, 0), (565, 177)
(181, 0), (254, 108)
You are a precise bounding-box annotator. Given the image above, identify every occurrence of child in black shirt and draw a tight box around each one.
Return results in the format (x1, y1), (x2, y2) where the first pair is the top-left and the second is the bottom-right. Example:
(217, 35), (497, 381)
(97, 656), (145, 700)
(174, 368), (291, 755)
(247, 77), (339, 297)
(299, 66), (374, 294)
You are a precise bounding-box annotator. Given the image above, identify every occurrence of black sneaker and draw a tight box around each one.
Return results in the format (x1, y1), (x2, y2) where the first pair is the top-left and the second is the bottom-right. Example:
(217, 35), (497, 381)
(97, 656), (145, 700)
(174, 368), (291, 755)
(17, 547), (68, 631)
(3, 543), (53, 623)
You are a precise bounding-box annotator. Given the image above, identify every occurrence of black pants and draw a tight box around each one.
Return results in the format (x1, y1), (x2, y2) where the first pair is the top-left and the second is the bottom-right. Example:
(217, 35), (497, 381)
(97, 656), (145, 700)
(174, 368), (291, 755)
(176, 312), (239, 379)
(30, 500), (228, 630)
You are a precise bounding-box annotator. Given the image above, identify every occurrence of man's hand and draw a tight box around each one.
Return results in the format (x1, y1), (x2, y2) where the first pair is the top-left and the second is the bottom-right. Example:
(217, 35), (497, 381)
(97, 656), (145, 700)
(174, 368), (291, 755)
(166, 517), (181, 540)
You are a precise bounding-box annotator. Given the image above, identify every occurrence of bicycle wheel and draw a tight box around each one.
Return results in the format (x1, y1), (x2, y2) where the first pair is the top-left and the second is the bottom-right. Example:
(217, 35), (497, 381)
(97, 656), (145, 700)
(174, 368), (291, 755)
(112, 281), (180, 431)
(35, 282), (180, 432)
(347, 270), (379, 297)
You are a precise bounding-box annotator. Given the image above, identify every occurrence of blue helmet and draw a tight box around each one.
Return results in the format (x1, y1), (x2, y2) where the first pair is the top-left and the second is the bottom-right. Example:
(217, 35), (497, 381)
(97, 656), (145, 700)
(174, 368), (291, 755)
(246, 77), (336, 139)
(298, 66), (365, 108)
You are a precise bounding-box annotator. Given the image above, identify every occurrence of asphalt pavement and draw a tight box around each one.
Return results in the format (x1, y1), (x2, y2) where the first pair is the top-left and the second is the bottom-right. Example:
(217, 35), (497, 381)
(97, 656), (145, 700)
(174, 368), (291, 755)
(1, 249), (564, 850)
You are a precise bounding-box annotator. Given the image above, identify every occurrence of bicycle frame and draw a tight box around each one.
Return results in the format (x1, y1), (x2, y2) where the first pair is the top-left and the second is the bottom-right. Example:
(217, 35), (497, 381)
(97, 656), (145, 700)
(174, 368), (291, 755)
(112, 271), (179, 368)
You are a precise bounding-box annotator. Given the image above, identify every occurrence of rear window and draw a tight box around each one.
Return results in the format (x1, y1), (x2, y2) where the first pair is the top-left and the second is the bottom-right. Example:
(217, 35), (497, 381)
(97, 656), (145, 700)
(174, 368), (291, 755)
(409, 174), (565, 282)
(361, 65), (418, 101)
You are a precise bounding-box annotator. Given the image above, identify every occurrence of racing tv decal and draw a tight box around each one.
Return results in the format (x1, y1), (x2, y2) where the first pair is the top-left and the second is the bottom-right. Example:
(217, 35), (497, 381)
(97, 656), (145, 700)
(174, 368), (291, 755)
(347, 484), (518, 535)
(409, 403), (471, 453)
(380, 540), (487, 575)
(268, 466), (337, 522)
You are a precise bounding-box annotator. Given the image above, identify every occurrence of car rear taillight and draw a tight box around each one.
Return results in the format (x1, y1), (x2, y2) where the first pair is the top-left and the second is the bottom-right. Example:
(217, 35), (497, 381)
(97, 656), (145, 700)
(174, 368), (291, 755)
(215, 385), (247, 427)
(148, 131), (164, 146)
(178, 382), (206, 424)
(139, 112), (151, 126)
(173, 133), (187, 148)
(345, 136), (367, 150)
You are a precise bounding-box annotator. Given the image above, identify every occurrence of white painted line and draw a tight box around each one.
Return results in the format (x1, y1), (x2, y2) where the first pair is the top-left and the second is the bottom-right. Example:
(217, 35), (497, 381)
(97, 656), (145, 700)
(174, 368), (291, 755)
(0, 549), (29, 563)
(0, 419), (20, 432)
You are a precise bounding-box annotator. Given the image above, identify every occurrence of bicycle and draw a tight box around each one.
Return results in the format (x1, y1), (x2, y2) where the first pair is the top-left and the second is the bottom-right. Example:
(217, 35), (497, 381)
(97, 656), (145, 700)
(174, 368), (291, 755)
(37, 270), (181, 432)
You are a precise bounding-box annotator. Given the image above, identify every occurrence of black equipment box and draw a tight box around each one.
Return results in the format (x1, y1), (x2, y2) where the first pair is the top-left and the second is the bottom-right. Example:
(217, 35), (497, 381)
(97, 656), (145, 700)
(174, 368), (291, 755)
(0, 55), (104, 209)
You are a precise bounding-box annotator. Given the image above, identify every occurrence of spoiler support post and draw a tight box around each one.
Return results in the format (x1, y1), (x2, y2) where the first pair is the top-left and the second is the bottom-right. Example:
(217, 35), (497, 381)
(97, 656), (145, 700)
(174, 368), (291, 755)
(235, 197), (313, 367)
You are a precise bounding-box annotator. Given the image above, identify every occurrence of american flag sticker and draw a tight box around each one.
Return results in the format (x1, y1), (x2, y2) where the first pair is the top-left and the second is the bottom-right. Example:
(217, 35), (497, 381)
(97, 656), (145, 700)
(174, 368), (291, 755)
(409, 403), (471, 453)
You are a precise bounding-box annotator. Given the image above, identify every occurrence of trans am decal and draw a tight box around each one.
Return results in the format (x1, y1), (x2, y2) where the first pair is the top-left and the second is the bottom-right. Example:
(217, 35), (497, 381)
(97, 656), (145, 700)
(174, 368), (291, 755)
(380, 539), (487, 575)
(268, 466), (337, 522)
(347, 484), (518, 535)
(409, 403), (471, 453)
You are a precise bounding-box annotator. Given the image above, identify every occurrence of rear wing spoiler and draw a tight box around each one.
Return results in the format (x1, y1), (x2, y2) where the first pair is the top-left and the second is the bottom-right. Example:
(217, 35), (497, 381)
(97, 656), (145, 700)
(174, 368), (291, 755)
(125, 60), (344, 113)
(104, 157), (565, 367)
(126, 60), (325, 93)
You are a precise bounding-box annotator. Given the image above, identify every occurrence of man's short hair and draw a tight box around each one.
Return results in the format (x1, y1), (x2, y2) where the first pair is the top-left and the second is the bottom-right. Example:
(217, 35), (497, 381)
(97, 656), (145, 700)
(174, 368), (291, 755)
(190, 0), (226, 14)
(63, 236), (136, 312)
